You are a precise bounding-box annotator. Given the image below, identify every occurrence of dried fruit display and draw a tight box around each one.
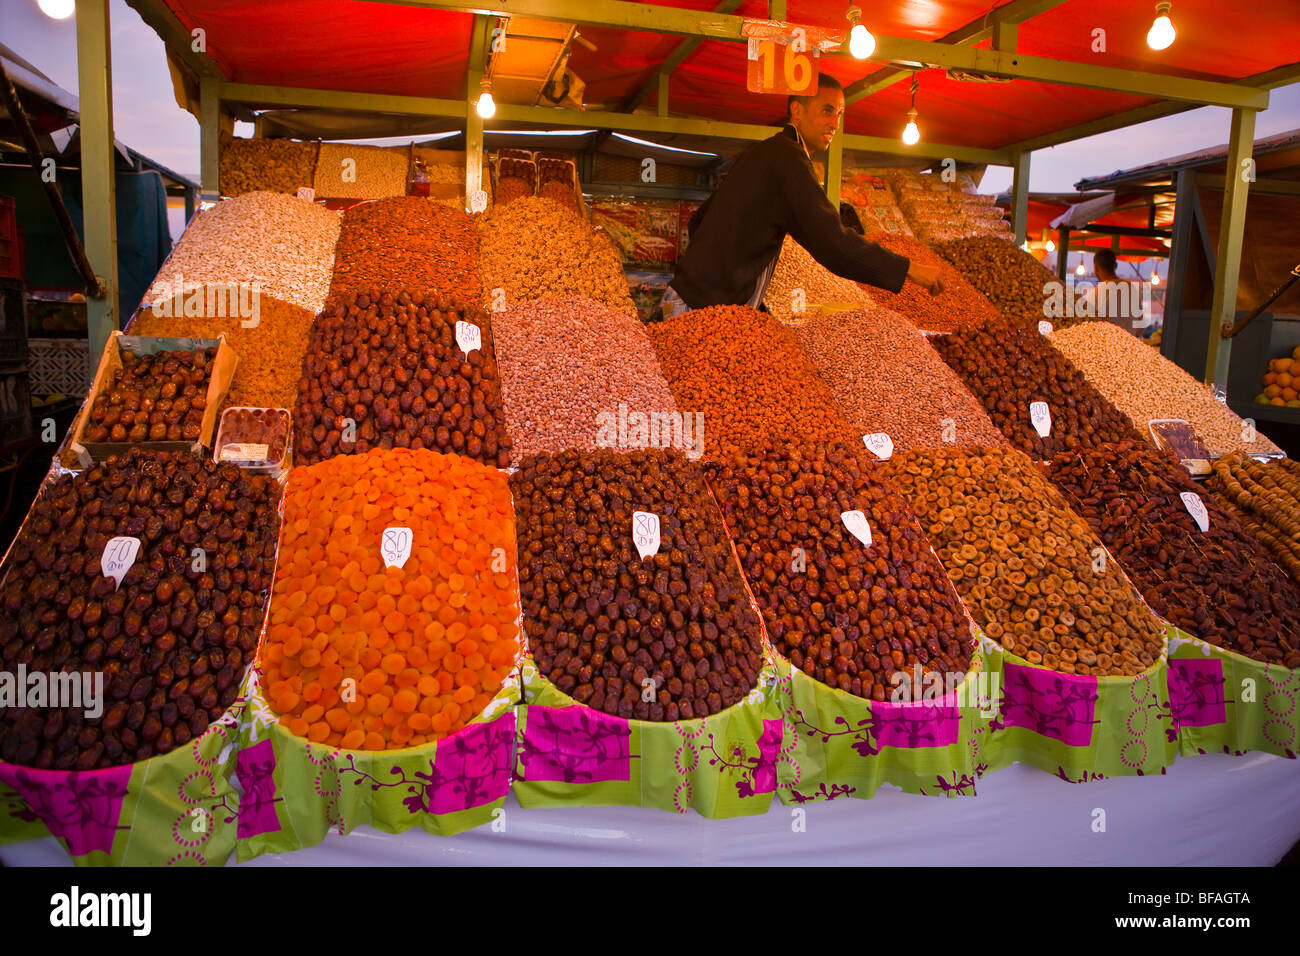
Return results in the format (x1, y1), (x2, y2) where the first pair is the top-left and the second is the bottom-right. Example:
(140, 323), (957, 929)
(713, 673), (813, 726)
(83, 347), (216, 444)
(328, 198), (479, 304)
(858, 233), (1003, 334)
(932, 236), (1058, 329)
(647, 305), (857, 460)
(314, 143), (411, 199)
(293, 291), (512, 469)
(492, 295), (678, 461)
(219, 133), (317, 197)
(144, 191), (341, 315)
(539, 180), (576, 209)
(884, 447), (1165, 676)
(214, 407), (290, 469)
(933, 317), (1140, 458)
(1050, 321), (1282, 457)
(131, 297), (316, 412)
(0, 450), (282, 769)
(792, 308), (1008, 452)
(511, 448), (764, 720)
(496, 177), (534, 206)
(1254, 344), (1300, 407)
(763, 235), (873, 325)
(1047, 440), (1300, 667)
(262, 449), (520, 749)
(477, 196), (635, 316)
(709, 442), (972, 701)
(1210, 454), (1300, 587)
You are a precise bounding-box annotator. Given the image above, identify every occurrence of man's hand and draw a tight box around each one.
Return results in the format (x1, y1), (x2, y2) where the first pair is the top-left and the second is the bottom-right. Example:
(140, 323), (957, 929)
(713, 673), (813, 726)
(907, 260), (946, 296)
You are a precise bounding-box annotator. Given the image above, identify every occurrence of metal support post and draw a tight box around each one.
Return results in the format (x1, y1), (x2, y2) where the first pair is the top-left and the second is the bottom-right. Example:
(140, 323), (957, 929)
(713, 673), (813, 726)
(1011, 151), (1030, 245)
(1206, 107), (1257, 389)
(76, 0), (119, 357)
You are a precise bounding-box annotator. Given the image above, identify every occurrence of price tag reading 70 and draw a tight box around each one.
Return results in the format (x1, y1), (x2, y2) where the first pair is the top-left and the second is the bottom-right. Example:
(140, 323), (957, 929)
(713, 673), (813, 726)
(381, 527), (413, 569)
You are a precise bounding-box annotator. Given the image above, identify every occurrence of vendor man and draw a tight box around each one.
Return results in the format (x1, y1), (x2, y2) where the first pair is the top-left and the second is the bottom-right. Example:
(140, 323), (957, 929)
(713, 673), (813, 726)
(656, 73), (944, 320)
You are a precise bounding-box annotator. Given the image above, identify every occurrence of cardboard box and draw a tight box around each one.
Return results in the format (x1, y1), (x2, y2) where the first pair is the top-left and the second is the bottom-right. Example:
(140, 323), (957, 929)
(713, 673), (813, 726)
(69, 331), (237, 465)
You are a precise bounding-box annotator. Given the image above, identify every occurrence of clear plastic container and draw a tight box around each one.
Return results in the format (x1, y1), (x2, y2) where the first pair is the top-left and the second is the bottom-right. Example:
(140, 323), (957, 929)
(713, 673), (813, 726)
(213, 406), (291, 475)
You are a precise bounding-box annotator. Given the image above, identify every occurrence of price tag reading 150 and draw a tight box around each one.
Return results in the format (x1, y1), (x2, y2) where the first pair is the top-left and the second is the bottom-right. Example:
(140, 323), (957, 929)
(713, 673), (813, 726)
(456, 320), (481, 357)
(381, 527), (413, 569)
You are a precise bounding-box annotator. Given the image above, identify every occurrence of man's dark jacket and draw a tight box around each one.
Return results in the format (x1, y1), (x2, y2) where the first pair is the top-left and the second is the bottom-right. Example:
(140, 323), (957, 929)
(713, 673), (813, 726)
(669, 125), (911, 309)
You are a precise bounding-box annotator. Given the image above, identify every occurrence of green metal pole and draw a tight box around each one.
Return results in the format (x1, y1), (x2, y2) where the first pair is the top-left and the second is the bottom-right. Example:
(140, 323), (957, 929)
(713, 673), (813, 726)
(825, 125), (843, 206)
(200, 75), (220, 201)
(76, 0), (119, 357)
(466, 15), (489, 210)
(657, 73), (668, 118)
(1206, 107), (1257, 390)
(1011, 151), (1030, 245)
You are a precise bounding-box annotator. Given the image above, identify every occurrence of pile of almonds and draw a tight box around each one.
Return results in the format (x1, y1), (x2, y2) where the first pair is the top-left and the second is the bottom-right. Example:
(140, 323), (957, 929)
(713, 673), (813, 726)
(512, 448), (763, 720)
(933, 236), (1057, 330)
(329, 198), (479, 304)
(1048, 441), (1300, 667)
(763, 235), (874, 325)
(792, 308), (1008, 452)
(647, 305), (857, 460)
(477, 196), (636, 316)
(491, 295), (678, 462)
(293, 290), (512, 468)
(859, 233), (1003, 334)
(933, 317), (1140, 458)
(0, 450), (281, 769)
(884, 447), (1166, 676)
(709, 441), (973, 701)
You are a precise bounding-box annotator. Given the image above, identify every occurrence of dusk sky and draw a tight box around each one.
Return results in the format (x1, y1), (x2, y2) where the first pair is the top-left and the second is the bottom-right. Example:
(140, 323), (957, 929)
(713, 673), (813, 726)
(7, 0), (1300, 200)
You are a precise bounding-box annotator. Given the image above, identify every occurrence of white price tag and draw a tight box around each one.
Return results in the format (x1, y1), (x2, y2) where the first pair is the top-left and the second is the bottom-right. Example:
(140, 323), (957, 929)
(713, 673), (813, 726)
(1038, 320), (1053, 335)
(862, 433), (894, 461)
(101, 536), (141, 591)
(632, 511), (661, 560)
(456, 320), (482, 357)
(470, 189), (488, 213)
(1180, 492), (1210, 532)
(219, 442), (270, 462)
(381, 527), (413, 569)
(841, 510), (872, 548)
(1030, 401), (1051, 438)
(297, 187), (316, 202)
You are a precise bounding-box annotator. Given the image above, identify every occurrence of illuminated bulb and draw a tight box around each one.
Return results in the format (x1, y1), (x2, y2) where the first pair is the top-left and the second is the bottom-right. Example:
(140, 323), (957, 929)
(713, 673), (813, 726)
(1076, 263), (1085, 276)
(1021, 242), (1031, 252)
(1045, 239), (1056, 253)
(847, 6), (875, 59)
(902, 109), (920, 146)
(1152, 273), (1161, 285)
(38, 0), (75, 18)
(1147, 2), (1175, 50)
(476, 89), (496, 119)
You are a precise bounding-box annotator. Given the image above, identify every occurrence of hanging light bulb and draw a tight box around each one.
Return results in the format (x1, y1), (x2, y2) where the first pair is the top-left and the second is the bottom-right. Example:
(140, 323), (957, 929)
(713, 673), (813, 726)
(901, 75), (920, 145)
(1147, 2), (1175, 50)
(1151, 272), (1161, 286)
(1045, 239), (1056, 253)
(476, 78), (496, 119)
(1076, 263), (1085, 276)
(846, 6), (875, 59)
(1021, 241), (1031, 252)
(38, 0), (75, 19)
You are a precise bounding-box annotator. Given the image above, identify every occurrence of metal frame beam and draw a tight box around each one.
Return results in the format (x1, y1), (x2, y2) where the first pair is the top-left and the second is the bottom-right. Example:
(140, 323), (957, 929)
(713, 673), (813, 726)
(466, 15), (490, 207)
(370, 0), (1265, 107)
(199, 75), (220, 200)
(1193, 172), (1300, 198)
(1206, 107), (1256, 389)
(1010, 151), (1030, 244)
(218, 81), (463, 115)
(825, 128), (843, 205)
(623, 0), (745, 112)
(76, 0), (120, 358)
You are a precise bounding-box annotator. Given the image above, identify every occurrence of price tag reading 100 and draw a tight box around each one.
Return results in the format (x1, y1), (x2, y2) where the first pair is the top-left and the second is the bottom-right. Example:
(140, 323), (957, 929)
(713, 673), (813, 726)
(747, 39), (817, 95)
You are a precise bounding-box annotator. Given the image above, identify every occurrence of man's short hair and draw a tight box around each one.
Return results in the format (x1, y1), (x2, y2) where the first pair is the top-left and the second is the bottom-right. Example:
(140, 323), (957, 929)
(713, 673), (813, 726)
(787, 73), (844, 120)
(1094, 249), (1117, 274)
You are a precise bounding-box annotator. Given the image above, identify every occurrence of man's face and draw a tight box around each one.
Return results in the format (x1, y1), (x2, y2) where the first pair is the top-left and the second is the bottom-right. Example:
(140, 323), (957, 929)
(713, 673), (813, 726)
(791, 86), (845, 153)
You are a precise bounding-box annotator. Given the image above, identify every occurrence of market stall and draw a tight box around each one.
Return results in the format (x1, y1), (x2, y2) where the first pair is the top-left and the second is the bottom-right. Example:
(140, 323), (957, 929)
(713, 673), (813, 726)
(2, 0), (1300, 867)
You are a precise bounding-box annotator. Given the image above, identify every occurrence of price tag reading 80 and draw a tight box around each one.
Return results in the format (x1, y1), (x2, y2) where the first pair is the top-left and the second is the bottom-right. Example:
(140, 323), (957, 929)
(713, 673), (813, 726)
(381, 527), (413, 569)
(632, 511), (661, 560)
(297, 186), (316, 202)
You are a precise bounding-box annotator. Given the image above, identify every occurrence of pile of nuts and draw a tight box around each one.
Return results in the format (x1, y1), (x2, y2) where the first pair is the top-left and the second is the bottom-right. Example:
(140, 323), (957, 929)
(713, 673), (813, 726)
(329, 198), (480, 304)
(709, 441), (973, 701)
(792, 308), (1009, 452)
(511, 448), (764, 720)
(1047, 440), (1300, 666)
(0, 450), (282, 769)
(132, 297), (316, 412)
(477, 197), (636, 316)
(293, 290), (512, 468)
(933, 236), (1057, 329)
(262, 448), (521, 749)
(145, 191), (342, 315)
(884, 447), (1165, 676)
(859, 233), (1003, 334)
(933, 317), (1140, 458)
(539, 181), (576, 209)
(647, 305), (857, 460)
(496, 178), (534, 206)
(1050, 321), (1282, 457)
(491, 295), (679, 462)
(219, 134), (317, 197)
(83, 347), (215, 444)
(1210, 454), (1300, 593)
(763, 235), (874, 325)
(314, 143), (411, 199)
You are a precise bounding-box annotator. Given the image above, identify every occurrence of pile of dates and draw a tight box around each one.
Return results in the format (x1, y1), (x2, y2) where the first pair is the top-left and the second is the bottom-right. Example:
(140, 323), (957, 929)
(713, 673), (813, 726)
(0, 449), (282, 769)
(511, 448), (763, 721)
(83, 346), (216, 443)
